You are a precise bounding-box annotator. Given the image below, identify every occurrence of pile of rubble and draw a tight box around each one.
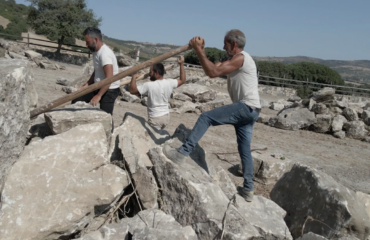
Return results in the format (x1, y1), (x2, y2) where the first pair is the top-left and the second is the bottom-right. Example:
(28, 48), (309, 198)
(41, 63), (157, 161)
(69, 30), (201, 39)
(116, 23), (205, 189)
(1, 62), (370, 240)
(264, 87), (370, 142)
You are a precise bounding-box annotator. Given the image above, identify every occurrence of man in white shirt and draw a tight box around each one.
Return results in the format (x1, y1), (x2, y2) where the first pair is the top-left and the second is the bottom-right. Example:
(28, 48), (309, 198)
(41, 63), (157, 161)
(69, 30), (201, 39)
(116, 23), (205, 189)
(163, 30), (261, 202)
(129, 56), (186, 130)
(72, 27), (120, 115)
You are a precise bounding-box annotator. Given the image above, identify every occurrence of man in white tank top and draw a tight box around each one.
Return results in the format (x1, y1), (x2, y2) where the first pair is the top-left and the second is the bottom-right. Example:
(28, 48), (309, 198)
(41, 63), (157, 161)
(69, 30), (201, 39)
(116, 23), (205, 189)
(130, 56), (186, 130)
(163, 30), (260, 202)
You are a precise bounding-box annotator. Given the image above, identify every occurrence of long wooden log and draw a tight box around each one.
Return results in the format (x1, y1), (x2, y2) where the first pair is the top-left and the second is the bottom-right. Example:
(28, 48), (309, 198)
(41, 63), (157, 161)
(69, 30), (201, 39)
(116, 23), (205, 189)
(119, 63), (177, 86)
(30, 44), (191, 118)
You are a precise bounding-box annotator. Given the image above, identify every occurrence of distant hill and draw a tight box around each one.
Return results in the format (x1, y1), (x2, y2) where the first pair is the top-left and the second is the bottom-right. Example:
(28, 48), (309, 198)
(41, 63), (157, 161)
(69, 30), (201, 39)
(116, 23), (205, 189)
(253, 56), (370, 84)
(103, 36), (182, 61)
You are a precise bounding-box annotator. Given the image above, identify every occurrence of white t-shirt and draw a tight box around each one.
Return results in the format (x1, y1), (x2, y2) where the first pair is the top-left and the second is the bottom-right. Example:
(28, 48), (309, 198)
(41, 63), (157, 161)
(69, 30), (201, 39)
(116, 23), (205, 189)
(93, 44), (119, 89)
(137, 79), (178, 118)
(227, 51), (261, 108)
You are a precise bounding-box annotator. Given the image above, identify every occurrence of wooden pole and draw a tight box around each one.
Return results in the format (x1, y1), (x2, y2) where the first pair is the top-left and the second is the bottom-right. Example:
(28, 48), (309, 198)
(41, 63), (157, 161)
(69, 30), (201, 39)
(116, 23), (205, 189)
(30, 44), (191, 118)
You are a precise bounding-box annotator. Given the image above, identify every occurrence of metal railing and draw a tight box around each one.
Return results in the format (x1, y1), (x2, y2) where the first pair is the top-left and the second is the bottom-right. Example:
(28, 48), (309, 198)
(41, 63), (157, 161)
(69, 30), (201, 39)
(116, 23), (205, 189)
(0, 32), (90, 56)
(258, 75), (370, 97)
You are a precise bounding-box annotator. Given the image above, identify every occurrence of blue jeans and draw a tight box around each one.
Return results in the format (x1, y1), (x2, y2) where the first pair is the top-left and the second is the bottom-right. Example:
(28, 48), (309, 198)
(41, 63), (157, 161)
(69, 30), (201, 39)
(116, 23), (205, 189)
(178, 101), (259, 191)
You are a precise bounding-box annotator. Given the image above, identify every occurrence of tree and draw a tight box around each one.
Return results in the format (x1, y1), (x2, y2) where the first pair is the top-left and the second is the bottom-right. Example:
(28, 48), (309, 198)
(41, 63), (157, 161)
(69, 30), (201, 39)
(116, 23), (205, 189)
(26, 0), (101, 54)
(185, 47), (227, 65)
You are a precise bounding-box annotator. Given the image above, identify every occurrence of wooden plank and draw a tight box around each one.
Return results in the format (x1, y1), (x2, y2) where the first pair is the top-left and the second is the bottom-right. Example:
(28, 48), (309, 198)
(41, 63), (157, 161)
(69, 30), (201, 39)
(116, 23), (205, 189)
(30, 44), (191, 118)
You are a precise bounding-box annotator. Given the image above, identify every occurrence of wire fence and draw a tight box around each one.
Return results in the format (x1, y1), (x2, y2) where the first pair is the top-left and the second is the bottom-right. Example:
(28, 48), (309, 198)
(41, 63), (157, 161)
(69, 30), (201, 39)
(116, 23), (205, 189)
(258, 74), (370, 97)
(0, 32), (90, 56)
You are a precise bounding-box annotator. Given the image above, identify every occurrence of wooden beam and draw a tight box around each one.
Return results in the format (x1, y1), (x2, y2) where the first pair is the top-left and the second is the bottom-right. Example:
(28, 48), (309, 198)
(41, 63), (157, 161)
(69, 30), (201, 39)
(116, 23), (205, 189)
(30, 44), (191, 118)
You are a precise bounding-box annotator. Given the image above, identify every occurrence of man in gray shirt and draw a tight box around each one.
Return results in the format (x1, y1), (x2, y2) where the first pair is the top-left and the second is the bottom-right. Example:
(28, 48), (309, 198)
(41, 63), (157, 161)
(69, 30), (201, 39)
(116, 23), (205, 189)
(163, 29), (260, 202)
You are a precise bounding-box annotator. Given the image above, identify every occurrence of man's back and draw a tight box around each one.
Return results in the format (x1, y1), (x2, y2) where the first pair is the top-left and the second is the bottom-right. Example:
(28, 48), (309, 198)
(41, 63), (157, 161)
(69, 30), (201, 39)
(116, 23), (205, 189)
(138, 79), (178, 118)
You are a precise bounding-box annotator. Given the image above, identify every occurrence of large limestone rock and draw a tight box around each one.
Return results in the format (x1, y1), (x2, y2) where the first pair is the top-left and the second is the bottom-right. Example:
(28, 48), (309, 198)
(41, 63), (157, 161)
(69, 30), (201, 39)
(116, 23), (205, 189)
(121, 209), (198, 240)
(149, 147), (292, 240)
(0, 123), (130, 240)
(0, 59), (33, 189)
(74, 223), (129, 240)
(44, 102), (113, 139)
(310, 114), (332, 133)
(270, 164), (370, 240)
(25, 50), (42, 60)
(312, 87), (335, 102)
(332, 115), (348, 132)
(270, 107), (317, 131)
(362, 110), (370, 126)
(356, 191), (370, 221)
(343, 107), (359, 121)
(173, 83), (217, 103)
(108, 114), (169, 209)
(312, 103), (329, 114)
(343, 121), (368, 140)
(252, 151), (294, 185)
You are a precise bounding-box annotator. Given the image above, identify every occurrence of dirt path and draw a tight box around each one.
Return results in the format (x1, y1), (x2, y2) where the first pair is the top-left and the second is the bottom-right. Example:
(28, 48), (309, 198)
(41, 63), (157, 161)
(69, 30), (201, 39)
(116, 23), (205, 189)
(30, 61), (370, 197)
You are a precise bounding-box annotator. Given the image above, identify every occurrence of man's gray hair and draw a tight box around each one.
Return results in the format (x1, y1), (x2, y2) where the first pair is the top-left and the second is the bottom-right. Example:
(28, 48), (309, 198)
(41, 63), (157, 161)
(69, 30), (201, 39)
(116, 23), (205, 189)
(225, 29), (246, 49)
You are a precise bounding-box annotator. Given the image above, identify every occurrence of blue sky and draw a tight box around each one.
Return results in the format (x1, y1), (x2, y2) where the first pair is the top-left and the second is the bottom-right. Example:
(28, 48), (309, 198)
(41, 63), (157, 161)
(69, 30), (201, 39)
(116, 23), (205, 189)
(15, 0), (370, 61)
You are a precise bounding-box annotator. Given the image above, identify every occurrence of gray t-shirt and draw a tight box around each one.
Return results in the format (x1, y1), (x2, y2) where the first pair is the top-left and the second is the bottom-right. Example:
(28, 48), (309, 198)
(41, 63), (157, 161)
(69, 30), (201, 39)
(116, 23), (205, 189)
(227, 51), (261, 108)
(137, 79), (178, 118)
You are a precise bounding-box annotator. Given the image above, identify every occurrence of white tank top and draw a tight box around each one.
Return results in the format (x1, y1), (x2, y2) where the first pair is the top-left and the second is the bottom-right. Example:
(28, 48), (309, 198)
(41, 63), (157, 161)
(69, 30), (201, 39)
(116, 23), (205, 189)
(227, 51), (261, 108)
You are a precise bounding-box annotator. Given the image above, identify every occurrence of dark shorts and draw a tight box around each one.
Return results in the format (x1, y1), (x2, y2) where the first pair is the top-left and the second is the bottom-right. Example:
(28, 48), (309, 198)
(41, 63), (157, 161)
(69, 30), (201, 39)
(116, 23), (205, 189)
(71, 88), (120, 115)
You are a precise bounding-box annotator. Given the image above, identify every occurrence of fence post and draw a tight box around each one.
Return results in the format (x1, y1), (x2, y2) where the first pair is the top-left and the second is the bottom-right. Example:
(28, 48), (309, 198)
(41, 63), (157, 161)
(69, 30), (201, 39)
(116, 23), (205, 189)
(88, 51), (91, 58)
(27, 33), (29, 48)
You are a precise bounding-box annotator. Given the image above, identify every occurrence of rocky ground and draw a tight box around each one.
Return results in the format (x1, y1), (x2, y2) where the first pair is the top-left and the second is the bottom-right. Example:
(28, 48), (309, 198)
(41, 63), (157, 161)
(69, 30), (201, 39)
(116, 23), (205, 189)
(31, 58), (370, 198)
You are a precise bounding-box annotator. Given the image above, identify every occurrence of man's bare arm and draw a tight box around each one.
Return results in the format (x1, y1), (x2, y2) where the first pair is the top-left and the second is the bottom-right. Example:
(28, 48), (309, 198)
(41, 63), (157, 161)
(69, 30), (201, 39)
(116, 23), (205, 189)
(90, 64), (113, 106)
(177, 56), (186, 87)
(129, 74), (140, 95)
(189, 37), (243, 78)
(81, 71), (95, 88)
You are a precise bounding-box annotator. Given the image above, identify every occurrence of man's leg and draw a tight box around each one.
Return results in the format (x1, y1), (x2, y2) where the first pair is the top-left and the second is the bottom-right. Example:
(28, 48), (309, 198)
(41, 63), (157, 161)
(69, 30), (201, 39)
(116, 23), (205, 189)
(100, 88), (120, 115)
(164, 102), (255, 162)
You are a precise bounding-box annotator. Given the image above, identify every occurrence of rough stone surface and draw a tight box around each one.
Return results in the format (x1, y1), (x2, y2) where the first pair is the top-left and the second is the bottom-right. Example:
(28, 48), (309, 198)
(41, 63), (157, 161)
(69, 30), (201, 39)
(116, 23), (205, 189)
(362, 110), (370, 126)
(343, 121), (368, 140)
(356, 191), (370, 221)
(257, 113), (271, 124)
(8, 51), (27, 59)
(197, 99), (226, 113)
(74, 223), (129, 240)
(312, 103), (329, 114)
(312, 87), (335, 102)
(270, 164), (370, 240)
(311, 114), (332, 133)
(56, 77), (70, 86)
(271, 107), (317, 131)
(0, 123), (130, 240)
(333, 130), (346, 139)
(343, 107), (359, 121)
(44, 102), (113, 139)
(252, 151), (294, 184)
(270, 102), (285, 111)
(24, 50), (42, 60)
(296, 232), (328, 240)
(332, 115), (348, 132)
(0, 59), (32, 189)
(209, 165), (237, 199)
(149, 147), (292, 240)
(121, 209), (198, 240)
(108, 115), (170, 209)
(173, 83), (217, 103)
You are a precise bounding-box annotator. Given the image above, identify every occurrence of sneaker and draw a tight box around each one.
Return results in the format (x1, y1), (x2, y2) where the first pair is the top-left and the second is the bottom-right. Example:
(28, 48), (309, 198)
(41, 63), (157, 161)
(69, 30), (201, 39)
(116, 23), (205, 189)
(237, 186), (254, 202)
(163, 145), (186, 164)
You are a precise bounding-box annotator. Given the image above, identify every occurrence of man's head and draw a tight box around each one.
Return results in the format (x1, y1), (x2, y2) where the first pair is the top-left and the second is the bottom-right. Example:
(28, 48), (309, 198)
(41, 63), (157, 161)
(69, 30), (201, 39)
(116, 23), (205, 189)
(83, 27), (103, 52)
(149, 63), (166, 81)
(223, 29), (246, 57)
